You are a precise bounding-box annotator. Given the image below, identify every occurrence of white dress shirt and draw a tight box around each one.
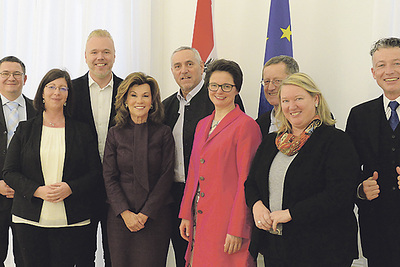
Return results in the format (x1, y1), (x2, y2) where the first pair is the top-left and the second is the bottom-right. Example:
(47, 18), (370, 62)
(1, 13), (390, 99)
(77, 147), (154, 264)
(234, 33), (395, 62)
(172, 80), (204, 183)
(88, 75), (114, 161)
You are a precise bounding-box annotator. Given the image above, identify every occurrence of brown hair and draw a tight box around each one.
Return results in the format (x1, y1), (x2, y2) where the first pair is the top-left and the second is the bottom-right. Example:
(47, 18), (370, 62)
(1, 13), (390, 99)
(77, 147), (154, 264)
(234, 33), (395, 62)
(114, 72), (164, 127)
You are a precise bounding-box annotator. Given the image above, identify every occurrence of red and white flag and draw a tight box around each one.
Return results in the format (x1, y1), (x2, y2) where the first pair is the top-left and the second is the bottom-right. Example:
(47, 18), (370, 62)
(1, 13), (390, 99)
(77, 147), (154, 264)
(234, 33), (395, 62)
(192, 0), (217, 66)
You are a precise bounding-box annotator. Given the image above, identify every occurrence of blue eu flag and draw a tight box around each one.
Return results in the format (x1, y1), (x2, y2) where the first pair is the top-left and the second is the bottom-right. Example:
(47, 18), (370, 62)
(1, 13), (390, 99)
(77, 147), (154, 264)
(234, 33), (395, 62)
(258, 0), (293, 117)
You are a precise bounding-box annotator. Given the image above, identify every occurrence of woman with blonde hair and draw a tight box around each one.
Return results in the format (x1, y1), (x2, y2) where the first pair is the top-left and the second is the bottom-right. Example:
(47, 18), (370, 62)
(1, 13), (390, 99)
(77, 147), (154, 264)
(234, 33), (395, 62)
(245, 73), (359, 266)
(103, 72), (174, 266)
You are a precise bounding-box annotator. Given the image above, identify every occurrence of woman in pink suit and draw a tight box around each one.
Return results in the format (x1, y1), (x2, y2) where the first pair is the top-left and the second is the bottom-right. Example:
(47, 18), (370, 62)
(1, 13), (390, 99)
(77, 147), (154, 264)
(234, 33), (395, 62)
(179, 59), (261, 267)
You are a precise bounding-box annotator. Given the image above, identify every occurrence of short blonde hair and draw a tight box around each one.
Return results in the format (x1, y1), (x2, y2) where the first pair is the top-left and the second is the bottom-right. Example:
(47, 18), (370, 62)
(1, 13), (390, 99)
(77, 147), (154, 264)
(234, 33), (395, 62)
(86, 29), (115, 51)
(275, 72), (335, 134)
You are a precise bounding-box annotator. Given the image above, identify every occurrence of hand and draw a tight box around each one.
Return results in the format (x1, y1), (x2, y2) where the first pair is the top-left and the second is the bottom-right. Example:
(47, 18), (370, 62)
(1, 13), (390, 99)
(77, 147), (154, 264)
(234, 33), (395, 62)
(137, 213), (148, 225)
(33, 182), (72, 203)
(48, 182), (72, 202)
(363, 171), (379, 200)
(179, 219), (190, 241)
(224, 234), (242, 254)
(270, 209), (292, 231)
(252, 200), (272, 231)
(0, 180), (14, 198)
(121, 210), (145, 232)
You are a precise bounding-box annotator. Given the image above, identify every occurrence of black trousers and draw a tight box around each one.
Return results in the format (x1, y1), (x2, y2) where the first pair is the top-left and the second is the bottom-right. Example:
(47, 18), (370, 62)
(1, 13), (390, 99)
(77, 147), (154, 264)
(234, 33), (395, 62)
(13, 223), (91, 267)
(82, 205), (111, 267)
(261, 233), (354, 267)
(0, 209), (22, 267)
(170, 182), (188, 267)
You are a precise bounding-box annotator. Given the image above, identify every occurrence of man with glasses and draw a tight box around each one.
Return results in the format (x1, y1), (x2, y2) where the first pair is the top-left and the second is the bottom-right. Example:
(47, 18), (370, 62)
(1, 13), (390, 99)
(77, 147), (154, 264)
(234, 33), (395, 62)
(163, 46), (244, 267)
(71, 29), (122, 267)
(0, 56), (35, 267)
(256, 56), (299, 138)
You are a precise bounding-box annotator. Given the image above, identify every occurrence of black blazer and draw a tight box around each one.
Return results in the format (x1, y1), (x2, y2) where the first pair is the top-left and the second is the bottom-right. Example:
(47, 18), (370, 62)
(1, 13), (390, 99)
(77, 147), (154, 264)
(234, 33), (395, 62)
(0, 96), (36, 211)
(71, 72), (123, 211)
(71, 72), (123, 140)
(245, 125), (359, 264)
(255, 110), (272, 139)
(346, 95), (400, 259)
(162, 82), (245, 178)
(3, 115), (102, 224)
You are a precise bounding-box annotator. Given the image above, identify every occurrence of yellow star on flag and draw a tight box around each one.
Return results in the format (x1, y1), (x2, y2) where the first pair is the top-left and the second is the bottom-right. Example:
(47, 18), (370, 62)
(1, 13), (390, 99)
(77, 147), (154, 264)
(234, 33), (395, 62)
(280, 25), (292, 42)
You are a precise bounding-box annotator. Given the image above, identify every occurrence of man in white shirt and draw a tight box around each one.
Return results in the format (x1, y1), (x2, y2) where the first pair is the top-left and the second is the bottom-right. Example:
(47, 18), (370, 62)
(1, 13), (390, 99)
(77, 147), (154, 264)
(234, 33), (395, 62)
(72, 29), (122, 267)
(346, 37), (400, 267)
(0, 56), (35, 267)
(256, 55), (299, 138)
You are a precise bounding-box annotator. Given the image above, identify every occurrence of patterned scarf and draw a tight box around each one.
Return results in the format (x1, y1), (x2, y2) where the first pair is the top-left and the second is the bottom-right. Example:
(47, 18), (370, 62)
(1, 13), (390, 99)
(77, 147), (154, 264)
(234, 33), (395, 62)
(275, 116), (322, 156)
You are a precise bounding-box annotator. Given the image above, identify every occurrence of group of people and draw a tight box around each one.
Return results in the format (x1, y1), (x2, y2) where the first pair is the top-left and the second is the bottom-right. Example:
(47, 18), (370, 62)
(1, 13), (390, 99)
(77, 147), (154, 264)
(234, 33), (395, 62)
(0, 29), (399, 267)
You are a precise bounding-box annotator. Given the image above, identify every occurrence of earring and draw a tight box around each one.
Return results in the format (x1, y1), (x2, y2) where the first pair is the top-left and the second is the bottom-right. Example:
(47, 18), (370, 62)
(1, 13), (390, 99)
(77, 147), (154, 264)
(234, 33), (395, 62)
(150, 104), (153, 109)
(64, 102), (67, 107)
(125, 103), (128, 108)
(42, 99), (45, 103)
(315, 103), (318, 108)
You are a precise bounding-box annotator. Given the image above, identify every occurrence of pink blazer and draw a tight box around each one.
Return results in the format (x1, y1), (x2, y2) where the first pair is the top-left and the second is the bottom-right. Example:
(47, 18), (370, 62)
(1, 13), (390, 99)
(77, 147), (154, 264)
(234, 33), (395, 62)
(179, 105), (261, 266)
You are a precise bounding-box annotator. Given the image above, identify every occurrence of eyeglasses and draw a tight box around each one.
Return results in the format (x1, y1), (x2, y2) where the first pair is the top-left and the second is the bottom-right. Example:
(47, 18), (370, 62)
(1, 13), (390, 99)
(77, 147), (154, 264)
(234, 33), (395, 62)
(0, 72), (24, 79)
(208, 83), (235, 92)
(45, 85), (69, 92)
(261, 79), (282, 87)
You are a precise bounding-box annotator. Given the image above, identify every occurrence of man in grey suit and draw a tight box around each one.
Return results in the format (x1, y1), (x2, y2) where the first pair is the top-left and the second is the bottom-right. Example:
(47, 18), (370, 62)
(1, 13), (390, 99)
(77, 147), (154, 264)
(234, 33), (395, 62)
(0, 56), (35, 267)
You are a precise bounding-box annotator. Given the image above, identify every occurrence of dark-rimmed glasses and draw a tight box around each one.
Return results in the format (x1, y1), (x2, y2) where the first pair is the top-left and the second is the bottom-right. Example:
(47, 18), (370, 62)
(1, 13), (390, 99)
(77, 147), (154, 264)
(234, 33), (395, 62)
(208, 83), (235, 92)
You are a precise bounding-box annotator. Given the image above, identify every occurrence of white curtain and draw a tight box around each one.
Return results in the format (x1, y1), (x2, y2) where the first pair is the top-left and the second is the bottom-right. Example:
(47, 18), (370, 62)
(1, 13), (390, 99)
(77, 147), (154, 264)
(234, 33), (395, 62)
(0, 0), (152, 98)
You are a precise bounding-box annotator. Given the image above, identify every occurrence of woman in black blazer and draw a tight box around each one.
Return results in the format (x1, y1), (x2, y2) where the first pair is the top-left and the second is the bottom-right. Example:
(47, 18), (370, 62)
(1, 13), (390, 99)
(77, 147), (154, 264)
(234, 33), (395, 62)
(3, 69), (101, 267)
(245, 73), (359, 267)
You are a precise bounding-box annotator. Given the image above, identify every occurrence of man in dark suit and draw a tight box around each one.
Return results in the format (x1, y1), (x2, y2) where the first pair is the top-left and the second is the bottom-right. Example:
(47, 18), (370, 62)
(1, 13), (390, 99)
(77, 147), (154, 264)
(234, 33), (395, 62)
(0, 56), (35, 267)
(71, 29), (122, 267)
(163, 46), (244, 267)
(256, 55), (299, 138)
(346, 37), (400, 267)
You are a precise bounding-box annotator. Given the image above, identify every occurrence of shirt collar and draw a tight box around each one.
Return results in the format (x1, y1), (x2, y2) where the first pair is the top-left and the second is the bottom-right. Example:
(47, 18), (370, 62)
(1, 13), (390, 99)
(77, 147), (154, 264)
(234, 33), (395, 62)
(176, 79), (204, 103)
(383, 94), (400, 109)
(88, 73), (114, 89)
(1, 93), (25, 107)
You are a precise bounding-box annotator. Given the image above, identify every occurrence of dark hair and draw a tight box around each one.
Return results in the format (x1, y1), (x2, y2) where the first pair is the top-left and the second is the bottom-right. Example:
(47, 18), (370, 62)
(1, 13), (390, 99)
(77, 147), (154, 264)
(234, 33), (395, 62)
(33, 69), (74, 117)
(204, 59), (243, 92)
(370, 37), (400, 56)
(263, 55), (299, 76)
(0, 56), (26, 74)
(114, 72), (164, 126)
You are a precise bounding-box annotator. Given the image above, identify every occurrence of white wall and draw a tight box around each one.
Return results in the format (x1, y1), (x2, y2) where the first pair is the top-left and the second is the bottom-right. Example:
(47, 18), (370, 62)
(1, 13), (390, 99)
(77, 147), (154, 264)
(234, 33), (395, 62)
(1, 0), (394, 129)
(153, 0), (385, 131)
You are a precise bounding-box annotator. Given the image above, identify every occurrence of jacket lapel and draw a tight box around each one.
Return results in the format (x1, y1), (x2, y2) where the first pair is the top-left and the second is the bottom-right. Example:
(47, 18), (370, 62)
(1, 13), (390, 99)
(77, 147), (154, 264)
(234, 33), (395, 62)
(205, 106), (241, 144)
(0, 98), (6, 133)
(366, 96), (384, 156)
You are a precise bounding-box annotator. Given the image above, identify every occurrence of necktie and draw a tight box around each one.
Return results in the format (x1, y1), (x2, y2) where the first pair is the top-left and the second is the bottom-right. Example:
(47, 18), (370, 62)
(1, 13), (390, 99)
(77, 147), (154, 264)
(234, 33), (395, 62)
(6, 102), (19, 146)
(389, 101), (399, 131)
